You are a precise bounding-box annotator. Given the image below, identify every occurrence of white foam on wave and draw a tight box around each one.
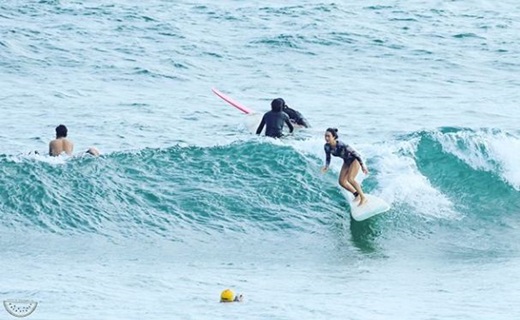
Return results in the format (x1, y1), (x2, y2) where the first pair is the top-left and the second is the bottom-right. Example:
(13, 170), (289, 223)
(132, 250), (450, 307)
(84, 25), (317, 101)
(7, 153), (70, 165)
(5, 150), (103, 165)
(434, 129), (520, 191)
(489, 136), (520, 191)
(367, 140), (459, 219)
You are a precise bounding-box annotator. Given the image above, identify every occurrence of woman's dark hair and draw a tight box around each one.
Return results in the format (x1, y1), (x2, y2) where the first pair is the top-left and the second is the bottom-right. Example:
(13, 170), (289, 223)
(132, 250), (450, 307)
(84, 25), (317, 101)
(326, 127), (338, 139)
(55, 124), (68, 138)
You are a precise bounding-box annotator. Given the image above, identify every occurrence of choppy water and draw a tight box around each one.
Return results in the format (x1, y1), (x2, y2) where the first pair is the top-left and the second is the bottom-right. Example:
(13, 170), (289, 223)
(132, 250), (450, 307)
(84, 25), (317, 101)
(1, 1), (519, 319)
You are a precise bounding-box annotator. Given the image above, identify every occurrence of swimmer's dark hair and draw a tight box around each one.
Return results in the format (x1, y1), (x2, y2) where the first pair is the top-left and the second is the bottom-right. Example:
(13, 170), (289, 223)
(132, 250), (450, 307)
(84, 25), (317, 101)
(271, 98), (284, 112)
(326, 127), (338, 139)
(56, 124), (68, 138)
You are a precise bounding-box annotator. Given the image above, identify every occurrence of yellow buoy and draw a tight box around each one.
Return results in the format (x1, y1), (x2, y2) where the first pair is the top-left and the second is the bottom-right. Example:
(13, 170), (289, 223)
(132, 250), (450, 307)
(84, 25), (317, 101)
(220, 289), (235, 302)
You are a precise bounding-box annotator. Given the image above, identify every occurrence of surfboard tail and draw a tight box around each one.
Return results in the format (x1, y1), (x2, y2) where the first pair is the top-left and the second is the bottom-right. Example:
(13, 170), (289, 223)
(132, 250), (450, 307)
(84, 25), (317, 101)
(350, 194), (390, 221)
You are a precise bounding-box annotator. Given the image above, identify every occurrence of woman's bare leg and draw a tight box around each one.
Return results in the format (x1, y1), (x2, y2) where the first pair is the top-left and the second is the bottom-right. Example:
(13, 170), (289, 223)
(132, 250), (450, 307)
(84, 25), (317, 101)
(346, 160), (367, 206)
(339, 162), (357, 195)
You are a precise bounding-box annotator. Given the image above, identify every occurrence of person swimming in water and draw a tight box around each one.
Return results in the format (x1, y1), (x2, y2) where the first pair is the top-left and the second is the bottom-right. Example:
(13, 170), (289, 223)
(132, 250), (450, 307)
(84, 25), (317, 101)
(256, 98), (294, 138)
(279, 98), (310, 128)
(321, 128), (369, 206)
(48, 124), (100, 157)
(49, 124), (74, 156)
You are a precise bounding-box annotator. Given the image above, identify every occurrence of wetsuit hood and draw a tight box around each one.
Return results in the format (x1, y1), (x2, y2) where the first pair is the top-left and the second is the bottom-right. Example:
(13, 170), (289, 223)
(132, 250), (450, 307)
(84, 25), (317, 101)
(271, 98), (284, 112)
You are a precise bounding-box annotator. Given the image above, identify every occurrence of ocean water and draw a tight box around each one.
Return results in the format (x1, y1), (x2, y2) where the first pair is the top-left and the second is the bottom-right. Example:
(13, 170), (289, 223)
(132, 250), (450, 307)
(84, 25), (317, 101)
(1, 1), (519, 319)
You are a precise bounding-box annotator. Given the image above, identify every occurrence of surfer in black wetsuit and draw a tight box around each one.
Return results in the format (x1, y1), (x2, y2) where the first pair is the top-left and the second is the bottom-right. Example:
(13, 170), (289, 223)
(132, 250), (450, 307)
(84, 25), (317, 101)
(279, 98), (310, 128)
(256, 98), (294, 138)
(321, 128), (369, 206)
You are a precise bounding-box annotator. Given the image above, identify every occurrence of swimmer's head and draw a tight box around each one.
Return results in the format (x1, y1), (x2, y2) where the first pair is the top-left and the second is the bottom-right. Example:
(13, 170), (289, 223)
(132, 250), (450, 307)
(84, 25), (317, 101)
(271, 98), (284, 112)
(220, 289), (235, 303)
(56, 124), (68, 138)
(325, 127), (338, 142)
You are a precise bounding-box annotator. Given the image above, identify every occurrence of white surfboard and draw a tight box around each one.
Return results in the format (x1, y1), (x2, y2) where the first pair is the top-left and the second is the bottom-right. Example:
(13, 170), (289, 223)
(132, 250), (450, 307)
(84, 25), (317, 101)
(350, 194), (390, 221)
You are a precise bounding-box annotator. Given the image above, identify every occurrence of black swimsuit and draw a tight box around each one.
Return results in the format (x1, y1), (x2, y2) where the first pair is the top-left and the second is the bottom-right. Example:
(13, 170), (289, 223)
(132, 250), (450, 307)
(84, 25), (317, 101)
(324, 141), (364, 167)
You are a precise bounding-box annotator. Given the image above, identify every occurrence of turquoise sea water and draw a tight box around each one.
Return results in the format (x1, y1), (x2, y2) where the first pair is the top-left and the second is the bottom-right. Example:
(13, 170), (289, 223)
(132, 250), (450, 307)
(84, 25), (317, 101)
(1, 1), (519, 319)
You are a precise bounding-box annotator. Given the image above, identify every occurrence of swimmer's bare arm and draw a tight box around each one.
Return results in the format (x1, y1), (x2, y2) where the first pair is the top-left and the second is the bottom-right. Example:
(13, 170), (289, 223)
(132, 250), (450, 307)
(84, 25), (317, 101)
(64, 140), (74, 155)
(321, 145), (331, 172)
(49, 140), (57, 156)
